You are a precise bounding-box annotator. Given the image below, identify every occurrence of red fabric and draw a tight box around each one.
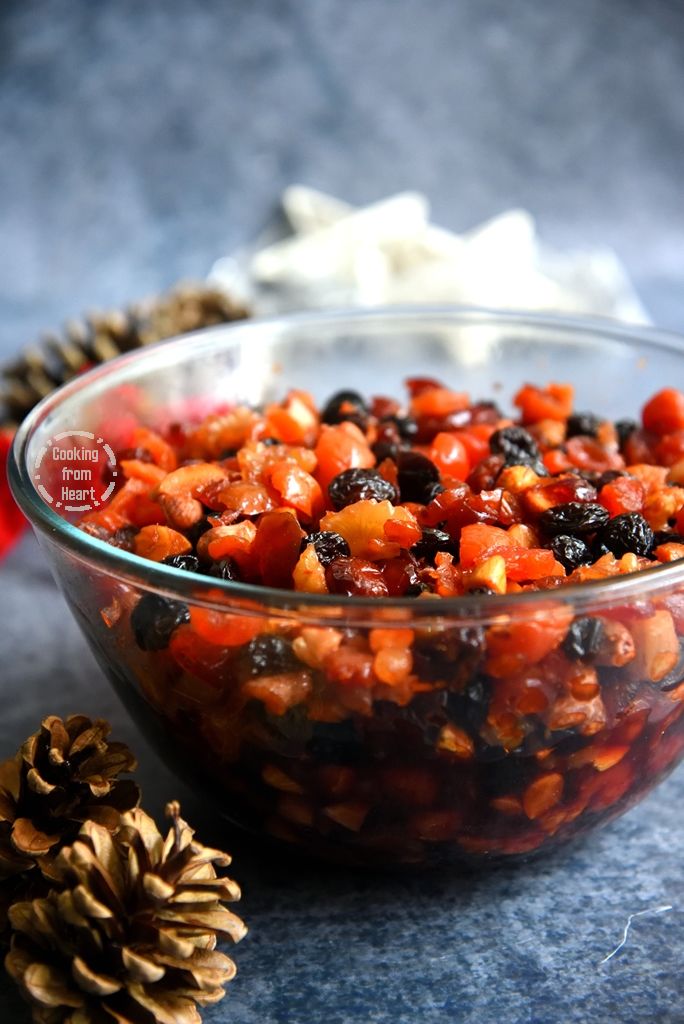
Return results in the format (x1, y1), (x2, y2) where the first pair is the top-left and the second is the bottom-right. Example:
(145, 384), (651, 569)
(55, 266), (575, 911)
(0, 429), (27, 558)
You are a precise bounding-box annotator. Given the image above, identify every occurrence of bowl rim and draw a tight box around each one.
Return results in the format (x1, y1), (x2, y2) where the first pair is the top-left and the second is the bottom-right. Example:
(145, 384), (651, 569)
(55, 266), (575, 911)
(9, 304), (684, 624)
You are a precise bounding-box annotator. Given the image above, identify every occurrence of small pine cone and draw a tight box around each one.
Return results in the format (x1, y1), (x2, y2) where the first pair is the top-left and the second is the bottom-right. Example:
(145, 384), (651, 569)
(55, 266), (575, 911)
(5, 803), (247, 1024)
(0, 715), (139, 888)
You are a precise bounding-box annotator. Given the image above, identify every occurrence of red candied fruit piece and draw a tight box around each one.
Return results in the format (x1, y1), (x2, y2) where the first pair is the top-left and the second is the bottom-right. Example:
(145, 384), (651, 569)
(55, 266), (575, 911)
(598, 476), (645, 517)
(514, 382), (574, 424)
(623, 429), (656, 465)
(325, 646), (375, 687)
(405, 376), (445, 397)
(252, 509), (304, 588)
(325, 556), (389, 597)
(269, 463), (324, 520)
(410, 387), (470, 420)
(642, 387), (684, 436)
(565, 436), (624, 474)
(314, 423), (375, 492)
(168, 624), (237, 686)
(381, 553), (423, 596)
(523, 474), (597, 516)
(655, 430), (684, 467)
(428, 433), (470, 481)
(455, 424), (497, 466)
(459, 523), (511, 568)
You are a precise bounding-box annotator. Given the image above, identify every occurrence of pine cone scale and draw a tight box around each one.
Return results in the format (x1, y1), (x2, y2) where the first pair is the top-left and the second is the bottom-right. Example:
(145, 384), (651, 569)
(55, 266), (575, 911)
(72, 956), (122, 997)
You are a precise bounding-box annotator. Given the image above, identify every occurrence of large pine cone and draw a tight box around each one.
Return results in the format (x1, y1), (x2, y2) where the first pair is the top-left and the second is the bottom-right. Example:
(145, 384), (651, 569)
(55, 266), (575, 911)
(0, 715), (140, 885)
(5, 803), (247, 1024)
(1, 283), (249, 428)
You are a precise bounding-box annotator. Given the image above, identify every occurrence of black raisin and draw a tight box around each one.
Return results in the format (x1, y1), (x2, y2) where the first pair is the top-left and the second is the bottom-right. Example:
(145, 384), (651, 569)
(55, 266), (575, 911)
(413, 626), (486, 687)
(566, 412), (602, 438)
(489, 426), (546, 474)
(163, 554), (200, 573)
(321, 390), (369, 429)
(185, 517), (212, 547)
(206, 558), (241, 581)
(615, 419), (638, 448)
(410, 527), (455, 563)
(539, 501), (610, 537)
(424, 481), (446, 503)
(445, 678), (491, 734)
(303, 530), (351, 565)
(328, 468), (399, 510)
(550, 534), (594, 573)
(131, 594), (190, 651)
(598, 512), (655, 558)
(390, 415), (419, 440)
(396, 451), (440, 503)
(307, 719), (362, 764)
(563, 617), (606, 660)
(654, 531), (684, 547)
(239, 634), (299, 678)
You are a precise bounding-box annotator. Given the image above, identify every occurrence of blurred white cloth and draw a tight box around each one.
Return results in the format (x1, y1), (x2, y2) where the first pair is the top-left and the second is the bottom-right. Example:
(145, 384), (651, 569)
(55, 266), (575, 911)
(209, 186), (649, 323)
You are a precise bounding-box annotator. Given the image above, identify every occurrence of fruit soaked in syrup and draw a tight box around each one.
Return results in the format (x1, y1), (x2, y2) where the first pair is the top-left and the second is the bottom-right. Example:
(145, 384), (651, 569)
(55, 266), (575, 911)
(82, 381), (684, 865)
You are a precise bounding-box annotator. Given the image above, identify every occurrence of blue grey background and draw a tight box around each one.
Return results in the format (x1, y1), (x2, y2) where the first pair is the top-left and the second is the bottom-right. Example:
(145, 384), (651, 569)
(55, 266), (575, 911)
(2, 1), (684, 1022)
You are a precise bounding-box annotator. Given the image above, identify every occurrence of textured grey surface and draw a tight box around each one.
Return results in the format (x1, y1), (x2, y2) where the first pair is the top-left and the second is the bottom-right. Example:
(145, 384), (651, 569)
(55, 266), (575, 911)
(2, 1), (684, 1022)
(1, 0), (684, 360)
(2, 533), (684, 1024)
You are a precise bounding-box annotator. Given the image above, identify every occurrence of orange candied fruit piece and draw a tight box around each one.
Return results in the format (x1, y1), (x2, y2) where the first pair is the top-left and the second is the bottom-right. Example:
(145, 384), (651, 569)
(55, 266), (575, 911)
(513, 382), (574, 424)
(293, 544), (328, 594)
(130, 426), (178, 471)
(428, 433), (470, 481)
(598, 475), (645, 516)
(410, 386), (470, 419)
(642, 387), (684, 435)
(134, 524), (191, 562)
(268, 463), (324, 520)
(373, 646), (413, 686)
(522, 773), (564, 819)
(314, 422), (375, 492)
(320, 500), (420, 560)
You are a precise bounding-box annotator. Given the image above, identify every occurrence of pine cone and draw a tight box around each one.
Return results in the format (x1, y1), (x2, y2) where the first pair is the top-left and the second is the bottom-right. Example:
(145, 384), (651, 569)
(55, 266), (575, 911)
(0, 715), (140, 887)
(5, 803), (247, 1024)
(1, 283), (249, 428)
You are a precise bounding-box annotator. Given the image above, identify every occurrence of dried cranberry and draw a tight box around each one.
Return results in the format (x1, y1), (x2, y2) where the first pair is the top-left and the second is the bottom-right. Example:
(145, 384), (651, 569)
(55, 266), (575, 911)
(328, 468), (399, 509)
(325, 557), (389, 597)
(540, 502), (610, 537)
(304, 530), (351, 565)
(598, 512), (655, 558)
(396, 451), (440, 503)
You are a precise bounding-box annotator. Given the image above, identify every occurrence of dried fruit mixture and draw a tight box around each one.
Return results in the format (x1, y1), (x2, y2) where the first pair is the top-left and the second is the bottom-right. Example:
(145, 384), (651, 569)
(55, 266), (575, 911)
(77, 380), (684, 864)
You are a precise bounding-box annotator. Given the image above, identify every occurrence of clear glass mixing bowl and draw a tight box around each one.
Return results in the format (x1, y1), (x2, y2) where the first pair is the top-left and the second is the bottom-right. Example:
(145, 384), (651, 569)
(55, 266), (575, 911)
(9, 308), (684, 866)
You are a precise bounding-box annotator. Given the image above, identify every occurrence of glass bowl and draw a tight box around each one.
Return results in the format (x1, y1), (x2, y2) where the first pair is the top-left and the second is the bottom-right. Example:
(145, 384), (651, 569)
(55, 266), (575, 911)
(9, 308), (684, 868)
